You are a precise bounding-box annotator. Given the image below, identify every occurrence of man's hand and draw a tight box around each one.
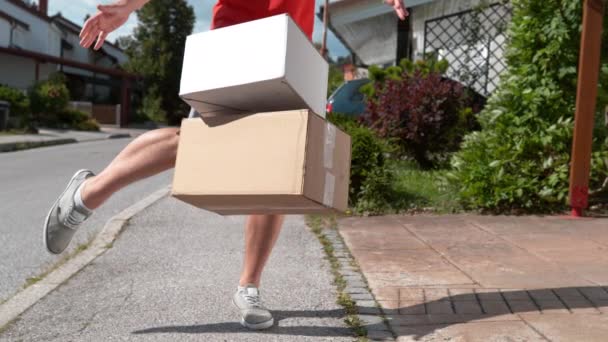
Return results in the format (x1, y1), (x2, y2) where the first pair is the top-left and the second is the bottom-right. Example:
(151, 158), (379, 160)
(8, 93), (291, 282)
(385, 0), (409, 20)
(80, 0), (146, 50)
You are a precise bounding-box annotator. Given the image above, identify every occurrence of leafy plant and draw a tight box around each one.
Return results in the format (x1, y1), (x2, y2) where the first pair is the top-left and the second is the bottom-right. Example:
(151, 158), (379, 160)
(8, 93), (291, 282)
(327, 64), (345, 97)
(327, 113), (395, 215)
(448, 0), (608, 212)
(138, 86), (167, 123)
(363, 69), (479, 169)
(360, 58), (449, 100)
(29, 76), (70, 126)
(0, 85), (31, 129)
(118, 0), (195, 125)
(57, 109), (100, 131)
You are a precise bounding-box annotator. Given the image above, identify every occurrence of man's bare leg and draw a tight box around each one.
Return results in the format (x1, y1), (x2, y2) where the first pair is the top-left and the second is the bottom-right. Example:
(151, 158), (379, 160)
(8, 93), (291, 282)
(80, 127), (180, 209)
(234, 214), (284, 330)
(239, 215), (284, 287)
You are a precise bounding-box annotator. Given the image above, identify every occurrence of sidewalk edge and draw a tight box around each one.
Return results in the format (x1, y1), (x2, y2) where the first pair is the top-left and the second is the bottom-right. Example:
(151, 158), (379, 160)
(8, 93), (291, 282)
(0, 138), (77, 152)
(0, 186), (170, 329)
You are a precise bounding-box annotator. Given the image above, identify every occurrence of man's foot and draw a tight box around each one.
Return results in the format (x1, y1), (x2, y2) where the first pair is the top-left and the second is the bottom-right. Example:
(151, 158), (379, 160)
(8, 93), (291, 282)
(233, 284), (274, 330)
(44, 169), (95, 254)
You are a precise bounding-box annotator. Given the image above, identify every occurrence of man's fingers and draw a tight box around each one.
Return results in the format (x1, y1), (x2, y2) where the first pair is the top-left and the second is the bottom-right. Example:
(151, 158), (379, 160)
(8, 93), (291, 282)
(395, 7), (405, 20)
(81, 30), (99, 48)
(393, 1), (405, 20)
(392, 0), (409, 20)
(80, 14), (100, 38)
(97, 4), (120, 14)
(94, 31), (108, 50)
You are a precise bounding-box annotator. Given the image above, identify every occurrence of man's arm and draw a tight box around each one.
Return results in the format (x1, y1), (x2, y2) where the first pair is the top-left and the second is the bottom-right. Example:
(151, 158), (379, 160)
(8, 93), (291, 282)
(80, 0), (151, 50)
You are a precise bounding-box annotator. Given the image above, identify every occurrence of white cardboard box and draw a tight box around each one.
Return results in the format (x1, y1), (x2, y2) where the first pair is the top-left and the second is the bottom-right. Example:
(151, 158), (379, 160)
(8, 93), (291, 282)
(179, 14), (328, 117)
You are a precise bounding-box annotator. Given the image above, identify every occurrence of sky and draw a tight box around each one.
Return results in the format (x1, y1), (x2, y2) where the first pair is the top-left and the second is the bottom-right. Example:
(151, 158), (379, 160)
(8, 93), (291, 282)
(47, 0), (350, 59)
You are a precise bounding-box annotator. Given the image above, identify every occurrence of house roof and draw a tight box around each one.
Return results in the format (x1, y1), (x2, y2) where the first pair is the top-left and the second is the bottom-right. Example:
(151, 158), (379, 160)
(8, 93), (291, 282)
(321, 0), (435, 65)
(4, 1), (124, 52)
(0, 9), (30, 30)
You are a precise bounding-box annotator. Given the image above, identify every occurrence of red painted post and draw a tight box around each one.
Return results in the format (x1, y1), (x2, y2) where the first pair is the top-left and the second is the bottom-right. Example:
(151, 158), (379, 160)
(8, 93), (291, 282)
(568, 0), (605, 217)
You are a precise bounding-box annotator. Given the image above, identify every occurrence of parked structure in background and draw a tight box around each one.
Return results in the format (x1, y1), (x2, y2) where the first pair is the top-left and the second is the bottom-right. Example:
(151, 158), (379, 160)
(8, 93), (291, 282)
(321, 0), (511, 96)
(0, 0), (134, 126)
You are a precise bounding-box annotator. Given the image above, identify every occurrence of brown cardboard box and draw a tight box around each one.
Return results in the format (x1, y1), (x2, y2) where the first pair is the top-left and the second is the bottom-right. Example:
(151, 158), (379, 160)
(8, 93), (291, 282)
(171, 110), (351, 215)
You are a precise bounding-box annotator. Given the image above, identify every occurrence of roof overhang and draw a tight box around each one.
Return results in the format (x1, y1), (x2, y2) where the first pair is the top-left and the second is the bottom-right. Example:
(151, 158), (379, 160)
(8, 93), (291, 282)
(321, 0), (435, 65)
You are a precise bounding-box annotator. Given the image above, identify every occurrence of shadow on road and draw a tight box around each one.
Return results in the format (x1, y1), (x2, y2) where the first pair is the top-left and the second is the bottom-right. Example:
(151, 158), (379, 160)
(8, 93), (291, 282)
(132, 308), (351, 337)
(132, 286), (608, 339)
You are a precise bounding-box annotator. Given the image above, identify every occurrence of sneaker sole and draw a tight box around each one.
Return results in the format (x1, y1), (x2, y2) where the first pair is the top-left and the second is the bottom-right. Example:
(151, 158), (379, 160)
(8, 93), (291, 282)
(232, 298), (274, 330)
(240, 317), (274, 330)
(43, 169), (91, 254)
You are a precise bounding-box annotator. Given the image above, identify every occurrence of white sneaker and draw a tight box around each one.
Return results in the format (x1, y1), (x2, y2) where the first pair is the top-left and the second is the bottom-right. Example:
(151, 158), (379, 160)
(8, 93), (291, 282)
(232, 284), (274, 330)
(43, 169), (94, 254)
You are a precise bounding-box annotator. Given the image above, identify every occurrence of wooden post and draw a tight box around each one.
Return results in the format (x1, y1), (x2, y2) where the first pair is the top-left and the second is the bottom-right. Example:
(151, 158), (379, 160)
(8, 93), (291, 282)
(119, 77), (131, 128)
(321, 0), (329, 60)
(568, 0), (605, 217)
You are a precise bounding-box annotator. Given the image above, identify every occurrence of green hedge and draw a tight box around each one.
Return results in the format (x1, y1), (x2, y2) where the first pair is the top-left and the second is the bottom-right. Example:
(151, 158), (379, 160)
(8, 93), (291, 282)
(0, 85), (31, 129)
(327, 113), (395, 215)
(447, 0), (608, 212)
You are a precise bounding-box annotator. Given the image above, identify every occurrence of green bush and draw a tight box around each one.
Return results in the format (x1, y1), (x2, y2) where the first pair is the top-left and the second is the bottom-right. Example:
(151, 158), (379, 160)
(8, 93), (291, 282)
(57, 109), (100, 131)
(138, 87), (167, 123)
(447, 0), (608, 212)
(0, 85), (31, 129)
(360, 58), (482, 168)
(30, 77), (70, 126)
(360, 58), (449, 100)
(327, 64), (344, 97)
(73, 118), (101, 131)
(327, 113), (395, 215)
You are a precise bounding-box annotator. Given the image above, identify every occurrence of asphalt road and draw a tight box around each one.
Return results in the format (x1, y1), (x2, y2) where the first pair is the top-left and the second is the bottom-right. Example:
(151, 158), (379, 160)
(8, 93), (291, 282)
(0, 197), (350, 341)
(0, 139), (172, 302)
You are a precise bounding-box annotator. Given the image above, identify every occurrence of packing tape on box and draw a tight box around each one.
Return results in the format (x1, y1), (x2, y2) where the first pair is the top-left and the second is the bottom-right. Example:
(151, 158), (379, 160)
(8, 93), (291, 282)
(323, 172), (336, 207)
(324, 123), (336, 170)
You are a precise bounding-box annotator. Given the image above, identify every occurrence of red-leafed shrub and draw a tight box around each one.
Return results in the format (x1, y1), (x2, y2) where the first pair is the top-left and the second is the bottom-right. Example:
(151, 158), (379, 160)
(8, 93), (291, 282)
(363, 70), (480, 169)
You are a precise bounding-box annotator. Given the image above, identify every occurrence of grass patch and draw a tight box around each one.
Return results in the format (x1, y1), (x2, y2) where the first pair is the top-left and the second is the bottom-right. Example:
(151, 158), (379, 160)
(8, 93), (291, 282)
(0, 317), (20, 335)
(23, 276), (42, 288)
(306, 215), (368, 340)
(0, 240), (95, 335)
(389, 159), (460, 214)
(22, 241), (92, 290)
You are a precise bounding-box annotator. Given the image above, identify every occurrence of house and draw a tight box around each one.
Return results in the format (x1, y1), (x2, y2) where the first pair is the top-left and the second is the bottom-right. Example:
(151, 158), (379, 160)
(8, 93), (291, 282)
(321, 0), (512, 96)
(0, 0), (134, 126)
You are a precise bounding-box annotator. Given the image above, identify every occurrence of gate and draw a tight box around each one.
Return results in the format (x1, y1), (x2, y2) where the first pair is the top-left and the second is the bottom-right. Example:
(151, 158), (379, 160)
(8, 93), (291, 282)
(424, 2), (512, 96)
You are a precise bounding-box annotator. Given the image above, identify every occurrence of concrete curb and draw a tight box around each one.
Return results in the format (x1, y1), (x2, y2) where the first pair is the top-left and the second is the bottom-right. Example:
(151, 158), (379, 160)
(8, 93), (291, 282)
(0, 132), (132, 153)
(0, 138), (77, 152)
(0, 186), (170, 329)
(321, 227), (397, 341)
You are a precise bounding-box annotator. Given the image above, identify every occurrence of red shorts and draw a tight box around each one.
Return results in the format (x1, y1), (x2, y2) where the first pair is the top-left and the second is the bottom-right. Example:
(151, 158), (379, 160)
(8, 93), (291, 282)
(211, 0), (314, 40)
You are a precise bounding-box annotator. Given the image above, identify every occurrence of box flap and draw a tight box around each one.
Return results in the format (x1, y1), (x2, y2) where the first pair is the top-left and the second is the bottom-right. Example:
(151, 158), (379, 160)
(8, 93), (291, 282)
(284, 17), (329, 117)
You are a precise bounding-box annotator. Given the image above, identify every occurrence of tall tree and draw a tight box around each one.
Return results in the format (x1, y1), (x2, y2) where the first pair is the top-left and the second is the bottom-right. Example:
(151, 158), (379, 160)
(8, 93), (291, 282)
(119, 0), (195, 125)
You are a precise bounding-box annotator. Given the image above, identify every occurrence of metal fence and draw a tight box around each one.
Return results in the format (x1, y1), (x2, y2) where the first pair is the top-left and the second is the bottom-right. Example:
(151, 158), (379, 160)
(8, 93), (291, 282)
(424, 2), (512, 96)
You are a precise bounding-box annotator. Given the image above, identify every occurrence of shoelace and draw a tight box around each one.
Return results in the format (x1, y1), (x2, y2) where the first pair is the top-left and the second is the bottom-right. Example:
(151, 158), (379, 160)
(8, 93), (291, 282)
(243, 292), (262, 307)
(62, 206), (88, 229)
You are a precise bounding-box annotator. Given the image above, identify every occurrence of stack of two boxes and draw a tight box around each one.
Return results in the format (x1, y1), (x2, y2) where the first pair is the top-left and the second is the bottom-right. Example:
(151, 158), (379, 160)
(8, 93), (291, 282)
(172, 15), (352, 215)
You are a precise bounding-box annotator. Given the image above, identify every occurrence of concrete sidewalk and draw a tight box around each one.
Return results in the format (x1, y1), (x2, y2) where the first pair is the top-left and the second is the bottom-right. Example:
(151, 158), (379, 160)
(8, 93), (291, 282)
(0, 126), (148, 152)
(0, 197), (351, 341)
(339, 215), (608, 341)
